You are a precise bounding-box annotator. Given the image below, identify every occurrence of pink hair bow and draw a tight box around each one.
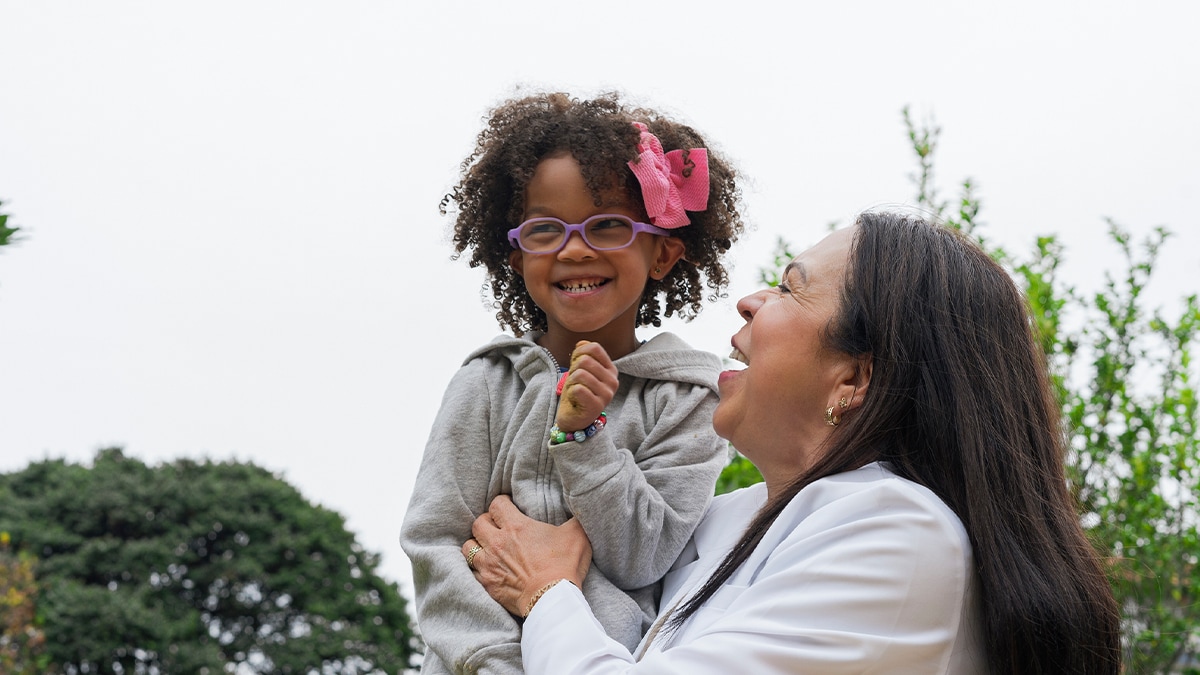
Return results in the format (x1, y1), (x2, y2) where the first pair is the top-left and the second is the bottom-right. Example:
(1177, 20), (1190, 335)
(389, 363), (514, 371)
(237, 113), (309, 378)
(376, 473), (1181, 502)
(627, 122), (709, 229)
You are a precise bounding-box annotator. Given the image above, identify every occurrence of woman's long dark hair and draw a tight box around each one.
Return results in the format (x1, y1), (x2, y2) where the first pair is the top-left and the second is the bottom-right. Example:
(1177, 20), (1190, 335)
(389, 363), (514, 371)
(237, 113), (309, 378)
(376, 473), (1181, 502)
(671, 212), (1121, 673)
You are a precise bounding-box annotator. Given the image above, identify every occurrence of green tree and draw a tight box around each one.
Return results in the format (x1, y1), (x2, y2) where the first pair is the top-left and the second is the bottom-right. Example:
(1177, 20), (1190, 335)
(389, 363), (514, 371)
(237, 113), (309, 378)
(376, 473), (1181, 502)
(1053, 227), (1199, 674)
(0, 532), (52, 674)
(0, 448), (419, 674)
(716, 108), (1200, 672)
(0, 199), (19, 249)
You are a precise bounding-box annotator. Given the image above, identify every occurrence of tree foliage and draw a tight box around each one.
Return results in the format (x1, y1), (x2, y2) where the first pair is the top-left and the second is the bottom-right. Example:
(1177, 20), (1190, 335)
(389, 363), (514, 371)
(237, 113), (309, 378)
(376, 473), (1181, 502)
(0, 448), (419, 674)
(0, 532), (51, 674)
(715, 107), (1200, 673)
(0, 198), (19, 249)
(1054, 229), (1200, 674)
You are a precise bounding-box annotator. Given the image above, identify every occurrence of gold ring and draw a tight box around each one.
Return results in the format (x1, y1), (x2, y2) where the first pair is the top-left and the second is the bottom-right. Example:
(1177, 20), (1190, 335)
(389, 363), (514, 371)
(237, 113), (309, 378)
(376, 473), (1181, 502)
(466, 544), (483, 570)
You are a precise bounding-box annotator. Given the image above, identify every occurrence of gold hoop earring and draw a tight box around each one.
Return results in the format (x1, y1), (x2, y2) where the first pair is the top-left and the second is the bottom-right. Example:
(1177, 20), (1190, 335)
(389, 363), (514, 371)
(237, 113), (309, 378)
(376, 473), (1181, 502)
(825, 406), (839, 427)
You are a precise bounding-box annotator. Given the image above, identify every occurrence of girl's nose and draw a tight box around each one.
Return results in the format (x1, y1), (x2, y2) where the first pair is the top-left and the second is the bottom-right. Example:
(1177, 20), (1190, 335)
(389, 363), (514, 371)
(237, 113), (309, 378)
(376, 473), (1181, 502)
(736, 289), (768, 321)
(557, 231), (596, 261)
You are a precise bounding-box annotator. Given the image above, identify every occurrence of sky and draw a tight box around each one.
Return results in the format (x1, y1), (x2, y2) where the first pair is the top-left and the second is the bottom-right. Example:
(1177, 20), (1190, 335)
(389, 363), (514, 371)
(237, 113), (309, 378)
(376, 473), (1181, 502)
(1, 2), (1197, 601)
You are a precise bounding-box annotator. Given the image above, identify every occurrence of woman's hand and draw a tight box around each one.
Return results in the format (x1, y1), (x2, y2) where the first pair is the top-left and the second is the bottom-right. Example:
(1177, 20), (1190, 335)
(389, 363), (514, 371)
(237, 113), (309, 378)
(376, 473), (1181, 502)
(464, 495), (592, 617)
(555, 340), (618, 432)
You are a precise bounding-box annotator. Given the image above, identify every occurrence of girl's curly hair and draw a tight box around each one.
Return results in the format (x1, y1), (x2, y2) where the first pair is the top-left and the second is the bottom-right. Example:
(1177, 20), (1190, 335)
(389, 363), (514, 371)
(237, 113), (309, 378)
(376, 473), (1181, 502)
(442, 91), (745, 336)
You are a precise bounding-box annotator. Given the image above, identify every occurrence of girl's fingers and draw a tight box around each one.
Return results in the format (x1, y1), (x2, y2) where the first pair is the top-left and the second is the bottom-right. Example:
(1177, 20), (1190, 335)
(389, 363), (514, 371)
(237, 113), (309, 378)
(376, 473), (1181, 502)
(572, 341), (614, 369)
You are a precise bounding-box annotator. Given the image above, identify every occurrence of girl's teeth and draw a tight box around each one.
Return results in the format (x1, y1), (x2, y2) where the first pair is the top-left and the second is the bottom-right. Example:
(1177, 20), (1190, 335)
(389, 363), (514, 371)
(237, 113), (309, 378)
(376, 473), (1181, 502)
(561, 280), (604, 292)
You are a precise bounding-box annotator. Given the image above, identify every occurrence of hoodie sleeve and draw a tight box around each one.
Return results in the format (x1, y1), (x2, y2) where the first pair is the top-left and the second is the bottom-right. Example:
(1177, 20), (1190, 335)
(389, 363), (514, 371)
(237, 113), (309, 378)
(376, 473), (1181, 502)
(551, 376), (727, 589)
(399, 361), (524, 675)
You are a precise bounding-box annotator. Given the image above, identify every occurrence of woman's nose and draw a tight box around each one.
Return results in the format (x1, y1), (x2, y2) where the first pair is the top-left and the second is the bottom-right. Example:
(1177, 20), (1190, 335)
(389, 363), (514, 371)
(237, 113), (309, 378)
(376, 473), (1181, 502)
(557, 231), (596, 261)
(736, 289), (767, 321)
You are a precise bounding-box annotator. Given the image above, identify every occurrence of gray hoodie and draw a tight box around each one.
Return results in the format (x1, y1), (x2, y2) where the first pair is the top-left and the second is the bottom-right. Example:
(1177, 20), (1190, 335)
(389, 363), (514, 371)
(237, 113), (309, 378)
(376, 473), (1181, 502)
(400, 332), (728, 674)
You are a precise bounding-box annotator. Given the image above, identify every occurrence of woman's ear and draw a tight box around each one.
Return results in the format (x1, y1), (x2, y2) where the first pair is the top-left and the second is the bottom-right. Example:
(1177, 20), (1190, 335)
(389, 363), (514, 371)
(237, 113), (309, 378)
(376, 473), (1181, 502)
(846, 356), (872, 409)
(509, 249), (525, 277)
(652, 237), (686, 280)
(831, 355), (872, 411)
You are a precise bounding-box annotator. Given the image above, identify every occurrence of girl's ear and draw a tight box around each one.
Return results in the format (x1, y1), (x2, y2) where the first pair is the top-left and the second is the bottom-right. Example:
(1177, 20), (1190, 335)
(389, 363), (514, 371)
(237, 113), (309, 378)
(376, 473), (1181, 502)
(652, 237), (686, 280)
(509, 249), (525, 277)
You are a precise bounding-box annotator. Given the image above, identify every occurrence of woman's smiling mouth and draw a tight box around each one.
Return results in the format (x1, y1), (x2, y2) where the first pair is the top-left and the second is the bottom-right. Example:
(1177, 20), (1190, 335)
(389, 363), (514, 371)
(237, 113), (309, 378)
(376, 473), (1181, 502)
(729, 345), (749, 366)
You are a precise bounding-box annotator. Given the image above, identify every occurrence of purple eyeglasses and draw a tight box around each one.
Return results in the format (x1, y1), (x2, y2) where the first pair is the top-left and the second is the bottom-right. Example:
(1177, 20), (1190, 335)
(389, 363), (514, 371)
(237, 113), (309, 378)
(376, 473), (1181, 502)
(507, 214), (669, 254)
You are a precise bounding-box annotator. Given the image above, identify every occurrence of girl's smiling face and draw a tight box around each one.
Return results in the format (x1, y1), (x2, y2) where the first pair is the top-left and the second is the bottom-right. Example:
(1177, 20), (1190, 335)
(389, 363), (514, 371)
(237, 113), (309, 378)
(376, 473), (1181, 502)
(510, 152), (683, 361)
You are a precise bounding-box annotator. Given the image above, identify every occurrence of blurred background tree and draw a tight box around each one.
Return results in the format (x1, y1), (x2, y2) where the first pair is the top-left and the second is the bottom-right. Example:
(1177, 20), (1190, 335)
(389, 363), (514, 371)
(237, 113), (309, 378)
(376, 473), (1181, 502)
(0, 202), (42, 671)
(0, 532), (51, 674)
(716, 107), (1200, 673)
(0, 199), (19, 249)
(0, 448), (419, 674)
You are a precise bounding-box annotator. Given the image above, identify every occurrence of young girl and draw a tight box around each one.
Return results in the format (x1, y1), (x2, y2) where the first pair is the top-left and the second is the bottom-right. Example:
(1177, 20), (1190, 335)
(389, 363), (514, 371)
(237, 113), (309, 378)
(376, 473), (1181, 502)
(400, 91), (745, 674)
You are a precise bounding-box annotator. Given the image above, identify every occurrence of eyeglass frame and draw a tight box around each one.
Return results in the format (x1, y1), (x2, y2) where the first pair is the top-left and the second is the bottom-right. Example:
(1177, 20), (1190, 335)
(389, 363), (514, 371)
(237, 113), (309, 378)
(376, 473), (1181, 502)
(507, 214), (671, 254)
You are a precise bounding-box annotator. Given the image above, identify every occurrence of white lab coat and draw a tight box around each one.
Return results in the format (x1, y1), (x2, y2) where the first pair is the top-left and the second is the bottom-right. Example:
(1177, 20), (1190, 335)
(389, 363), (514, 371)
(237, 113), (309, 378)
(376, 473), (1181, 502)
(522, 463), (988, 674)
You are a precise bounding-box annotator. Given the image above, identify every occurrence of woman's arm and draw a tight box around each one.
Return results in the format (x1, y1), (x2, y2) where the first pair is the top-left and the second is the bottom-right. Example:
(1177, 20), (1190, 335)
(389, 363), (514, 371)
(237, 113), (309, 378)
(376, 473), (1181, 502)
(484, 474), (980, 675)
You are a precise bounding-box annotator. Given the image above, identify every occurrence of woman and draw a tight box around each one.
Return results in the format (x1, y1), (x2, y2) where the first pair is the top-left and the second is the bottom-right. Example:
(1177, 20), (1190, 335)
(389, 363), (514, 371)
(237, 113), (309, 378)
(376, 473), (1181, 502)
(464, 212), (1122, 673)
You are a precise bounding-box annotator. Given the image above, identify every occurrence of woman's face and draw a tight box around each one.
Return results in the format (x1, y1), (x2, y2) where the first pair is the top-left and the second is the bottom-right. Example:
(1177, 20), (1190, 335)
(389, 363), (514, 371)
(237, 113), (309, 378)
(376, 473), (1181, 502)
(713, 227), (857, 489)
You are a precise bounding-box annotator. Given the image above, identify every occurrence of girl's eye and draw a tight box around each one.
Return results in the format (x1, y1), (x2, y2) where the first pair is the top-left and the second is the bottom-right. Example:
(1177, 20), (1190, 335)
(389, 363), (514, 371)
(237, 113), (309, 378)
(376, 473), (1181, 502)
(528, 222), (561, 235)
(590, 218), (626, 231)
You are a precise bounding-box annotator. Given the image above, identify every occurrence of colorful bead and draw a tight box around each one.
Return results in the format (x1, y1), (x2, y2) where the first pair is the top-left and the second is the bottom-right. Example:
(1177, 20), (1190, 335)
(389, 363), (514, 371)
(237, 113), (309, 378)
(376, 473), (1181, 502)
(548, 412), (609, 447)
(549, 425), (568, 444)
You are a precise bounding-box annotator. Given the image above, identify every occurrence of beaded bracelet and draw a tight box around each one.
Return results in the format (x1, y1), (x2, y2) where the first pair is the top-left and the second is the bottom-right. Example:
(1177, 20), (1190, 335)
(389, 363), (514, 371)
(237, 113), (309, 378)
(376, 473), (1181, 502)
(549, 412), (608, 446)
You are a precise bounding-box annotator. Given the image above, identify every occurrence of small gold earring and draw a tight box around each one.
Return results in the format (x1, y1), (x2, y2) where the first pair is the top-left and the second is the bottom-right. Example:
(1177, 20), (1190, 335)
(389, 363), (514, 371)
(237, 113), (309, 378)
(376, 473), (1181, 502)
(839, 397), (849, 410)
(654, 267), (662, 275)
(825, 406), (839, 427)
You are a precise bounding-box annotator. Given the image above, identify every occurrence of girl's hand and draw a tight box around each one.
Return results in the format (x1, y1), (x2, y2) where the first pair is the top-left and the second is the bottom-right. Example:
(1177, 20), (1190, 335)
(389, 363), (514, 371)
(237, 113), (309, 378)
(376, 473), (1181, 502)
(464, 495), (592, 617)
(555, 340), (618, 433)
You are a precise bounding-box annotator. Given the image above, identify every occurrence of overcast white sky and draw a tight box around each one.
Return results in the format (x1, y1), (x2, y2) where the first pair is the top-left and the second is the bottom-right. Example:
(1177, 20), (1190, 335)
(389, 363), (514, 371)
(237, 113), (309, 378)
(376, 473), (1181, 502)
(2, 2), (1197, 599)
